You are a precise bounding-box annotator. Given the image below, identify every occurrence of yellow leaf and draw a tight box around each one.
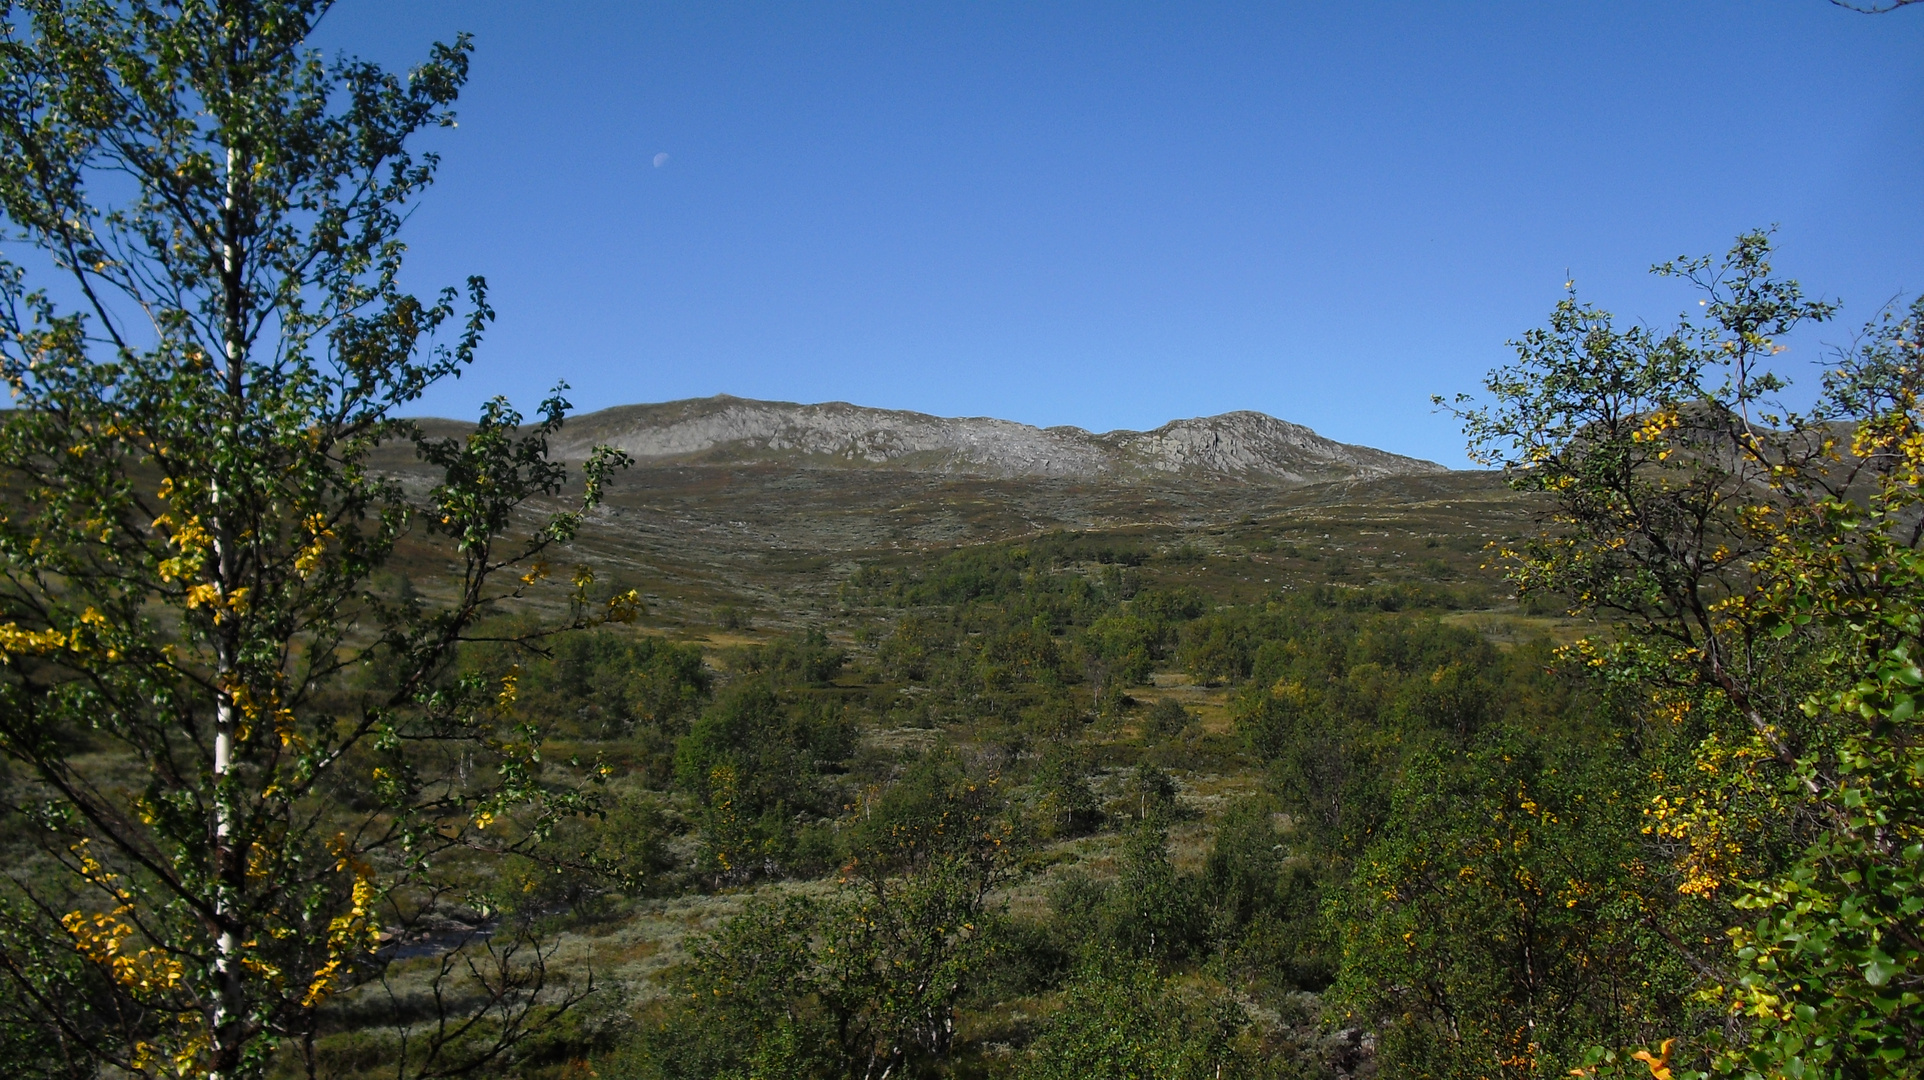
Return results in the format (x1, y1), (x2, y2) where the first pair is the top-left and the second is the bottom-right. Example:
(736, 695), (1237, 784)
(1632, 1038), (1675, 1080)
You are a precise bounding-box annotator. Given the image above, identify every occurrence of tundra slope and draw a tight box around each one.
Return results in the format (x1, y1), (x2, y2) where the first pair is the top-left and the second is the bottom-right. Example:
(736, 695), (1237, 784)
(547, 395), (1445, 484)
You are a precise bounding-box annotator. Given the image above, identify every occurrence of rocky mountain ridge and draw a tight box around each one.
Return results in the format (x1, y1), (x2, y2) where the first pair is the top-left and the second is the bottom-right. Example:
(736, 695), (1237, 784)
(546, 395), (1445, 485)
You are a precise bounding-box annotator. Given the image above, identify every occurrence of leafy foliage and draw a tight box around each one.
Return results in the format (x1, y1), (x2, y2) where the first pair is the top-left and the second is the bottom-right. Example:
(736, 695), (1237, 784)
(675, 679), (854, 884)
(1335, 739), (1686, 1078)
(0, 3), (628, 1075)
(1448, 234), (1924, 1077)
(1015, 956), (1249, 1080)
(628, 751), (1016, 1080)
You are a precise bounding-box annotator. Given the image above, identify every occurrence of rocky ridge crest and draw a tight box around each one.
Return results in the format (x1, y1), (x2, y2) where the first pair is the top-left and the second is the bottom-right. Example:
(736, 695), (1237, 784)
(549, 395), (1445, 485)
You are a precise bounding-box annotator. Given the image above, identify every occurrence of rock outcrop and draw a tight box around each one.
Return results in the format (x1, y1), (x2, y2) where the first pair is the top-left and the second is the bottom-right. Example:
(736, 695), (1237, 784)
(548, 395), (1444, 485)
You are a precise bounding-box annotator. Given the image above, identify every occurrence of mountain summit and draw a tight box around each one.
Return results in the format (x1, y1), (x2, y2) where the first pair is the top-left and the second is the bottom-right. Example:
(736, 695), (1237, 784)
(549, 395), (1445, 485)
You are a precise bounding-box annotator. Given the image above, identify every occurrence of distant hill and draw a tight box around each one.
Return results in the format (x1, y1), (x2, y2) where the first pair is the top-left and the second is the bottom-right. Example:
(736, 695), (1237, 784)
(544, 395), (1446, 485)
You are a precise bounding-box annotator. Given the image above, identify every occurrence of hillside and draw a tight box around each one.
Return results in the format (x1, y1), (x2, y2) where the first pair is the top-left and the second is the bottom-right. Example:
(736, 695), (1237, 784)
(387, 398), (1497, 631)
(542, 395), (1446, 484)
(340, 396), (1570, 1080)
(358, 442), (1562, 1080)
(559, 466), (1529, 633)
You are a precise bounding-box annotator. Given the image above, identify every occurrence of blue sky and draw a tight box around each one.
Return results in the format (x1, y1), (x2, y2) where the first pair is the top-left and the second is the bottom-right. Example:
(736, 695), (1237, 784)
(317, 1), (1924, 467)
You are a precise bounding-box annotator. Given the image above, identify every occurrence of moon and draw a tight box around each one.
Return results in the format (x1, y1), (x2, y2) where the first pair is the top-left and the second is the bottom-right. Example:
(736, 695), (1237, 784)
(652, 152), (669, 168)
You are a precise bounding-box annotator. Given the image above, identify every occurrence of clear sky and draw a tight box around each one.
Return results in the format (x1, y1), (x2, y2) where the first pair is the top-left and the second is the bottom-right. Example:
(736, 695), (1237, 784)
(314, 1), (1924, 467)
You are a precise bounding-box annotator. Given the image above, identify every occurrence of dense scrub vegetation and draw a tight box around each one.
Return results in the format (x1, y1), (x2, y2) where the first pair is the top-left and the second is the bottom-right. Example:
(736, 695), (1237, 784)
(254, 539), (1619, 1078)
(382, 546), (1585, 1078)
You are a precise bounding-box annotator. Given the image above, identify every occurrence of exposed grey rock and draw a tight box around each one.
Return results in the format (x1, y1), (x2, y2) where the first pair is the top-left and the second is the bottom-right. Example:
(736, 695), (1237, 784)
(547, 395), (1445, 485)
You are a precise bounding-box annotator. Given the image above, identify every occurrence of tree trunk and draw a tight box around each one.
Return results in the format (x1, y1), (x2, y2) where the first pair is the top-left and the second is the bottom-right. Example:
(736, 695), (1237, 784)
(209, 134), (248, 1080)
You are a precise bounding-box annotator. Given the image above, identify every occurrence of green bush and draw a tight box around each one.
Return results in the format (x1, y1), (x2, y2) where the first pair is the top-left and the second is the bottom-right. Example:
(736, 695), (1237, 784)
(675, 679), (854, 883)
(726, 628), (849, 687)
(1030, 747), (1103, 839)
(1144, 696), (1196, 740)
(1015, 956), (1249, 1080)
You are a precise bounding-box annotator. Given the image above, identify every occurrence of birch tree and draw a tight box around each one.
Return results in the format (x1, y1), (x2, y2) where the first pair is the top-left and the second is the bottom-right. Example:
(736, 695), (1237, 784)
(0, 2), (630, 1075)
